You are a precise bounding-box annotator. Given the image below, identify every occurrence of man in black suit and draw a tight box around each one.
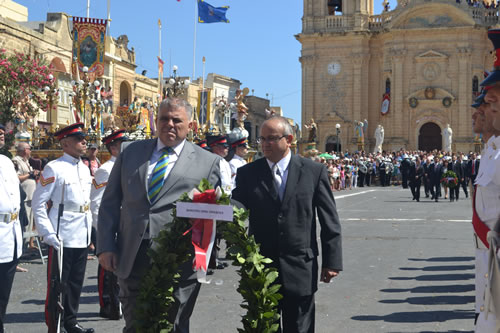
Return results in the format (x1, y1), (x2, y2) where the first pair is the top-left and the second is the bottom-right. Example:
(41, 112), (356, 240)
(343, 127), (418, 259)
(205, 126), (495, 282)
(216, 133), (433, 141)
(400, 155), (411, 189)
(467, 153), (480, 193)
(378, 159), (386, 186)
(458, 155), (469, 198)
(408, 157), (424, 202)
(429, 157), (443, 202)
(232, 116), (342, 333)
(450, 155), (463, 201)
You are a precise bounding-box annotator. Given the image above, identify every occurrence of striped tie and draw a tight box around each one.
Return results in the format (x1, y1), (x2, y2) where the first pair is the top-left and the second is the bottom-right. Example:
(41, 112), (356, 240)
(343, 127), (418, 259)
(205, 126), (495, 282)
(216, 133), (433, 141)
(148, 147), (173, 203)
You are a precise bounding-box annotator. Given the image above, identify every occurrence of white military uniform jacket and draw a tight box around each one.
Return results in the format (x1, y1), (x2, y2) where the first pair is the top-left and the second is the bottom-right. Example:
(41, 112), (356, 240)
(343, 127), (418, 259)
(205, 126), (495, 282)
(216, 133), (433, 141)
(473, 135), (500, 328)
(90, 156), (115, 229)
(32, 153), (92, 248)
(229, 154), (247, 190)
(0, 155), (22, 263)
(220, 158), (232, 195)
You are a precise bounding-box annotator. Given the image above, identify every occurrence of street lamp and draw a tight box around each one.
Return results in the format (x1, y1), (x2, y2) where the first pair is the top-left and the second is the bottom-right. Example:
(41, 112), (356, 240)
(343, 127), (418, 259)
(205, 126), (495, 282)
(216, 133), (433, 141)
(336, 123), (341, 153)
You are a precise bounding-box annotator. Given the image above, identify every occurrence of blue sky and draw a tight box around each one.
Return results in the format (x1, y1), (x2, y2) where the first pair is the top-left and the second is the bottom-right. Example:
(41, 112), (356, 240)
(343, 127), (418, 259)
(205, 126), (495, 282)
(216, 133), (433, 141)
(16, 0), (384, 126)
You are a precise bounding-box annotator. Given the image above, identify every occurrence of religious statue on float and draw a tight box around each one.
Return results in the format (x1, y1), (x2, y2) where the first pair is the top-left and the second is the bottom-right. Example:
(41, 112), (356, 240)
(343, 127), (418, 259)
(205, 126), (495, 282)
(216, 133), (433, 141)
(233, 88), (249, 129)
(304, 118), (317, 143)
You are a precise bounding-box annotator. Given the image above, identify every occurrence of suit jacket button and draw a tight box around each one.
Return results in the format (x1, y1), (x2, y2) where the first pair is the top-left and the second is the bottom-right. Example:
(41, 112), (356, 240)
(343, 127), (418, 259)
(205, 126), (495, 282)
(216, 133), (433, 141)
(278, 213), (283, 219)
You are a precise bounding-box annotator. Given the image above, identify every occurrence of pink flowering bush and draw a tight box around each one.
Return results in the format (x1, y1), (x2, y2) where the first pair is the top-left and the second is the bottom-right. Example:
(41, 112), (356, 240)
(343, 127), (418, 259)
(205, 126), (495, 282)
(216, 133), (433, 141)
(0, 50), (56, 148)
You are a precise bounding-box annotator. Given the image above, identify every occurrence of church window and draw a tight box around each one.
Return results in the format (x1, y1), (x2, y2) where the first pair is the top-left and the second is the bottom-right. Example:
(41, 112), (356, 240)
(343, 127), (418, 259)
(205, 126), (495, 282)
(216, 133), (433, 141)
(327, 0), (342, 15)
(385, 78), (391, 94)
(472, 76), (479, 94)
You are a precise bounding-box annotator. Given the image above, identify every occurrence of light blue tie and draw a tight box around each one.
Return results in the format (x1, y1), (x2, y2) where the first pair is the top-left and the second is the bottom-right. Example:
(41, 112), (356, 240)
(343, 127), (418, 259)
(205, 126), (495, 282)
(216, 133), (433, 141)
(272, 164), (284, 201)
(148, 147), (173, 202)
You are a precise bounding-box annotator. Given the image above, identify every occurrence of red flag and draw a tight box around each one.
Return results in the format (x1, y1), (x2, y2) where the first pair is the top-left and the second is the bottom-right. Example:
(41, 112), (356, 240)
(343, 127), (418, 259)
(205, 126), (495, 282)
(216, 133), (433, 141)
(157, 57), (164, 75)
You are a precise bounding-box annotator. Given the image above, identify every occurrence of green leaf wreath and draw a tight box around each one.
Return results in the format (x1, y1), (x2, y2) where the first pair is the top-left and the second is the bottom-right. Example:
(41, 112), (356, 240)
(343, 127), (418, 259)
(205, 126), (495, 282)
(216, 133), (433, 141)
(134, 179), (282, 332)
(441, 170), (459, 188)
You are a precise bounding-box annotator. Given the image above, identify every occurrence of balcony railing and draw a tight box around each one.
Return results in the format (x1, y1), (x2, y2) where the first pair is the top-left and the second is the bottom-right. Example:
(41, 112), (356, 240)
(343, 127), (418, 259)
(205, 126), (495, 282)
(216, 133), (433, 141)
(304, 0), (499, 34)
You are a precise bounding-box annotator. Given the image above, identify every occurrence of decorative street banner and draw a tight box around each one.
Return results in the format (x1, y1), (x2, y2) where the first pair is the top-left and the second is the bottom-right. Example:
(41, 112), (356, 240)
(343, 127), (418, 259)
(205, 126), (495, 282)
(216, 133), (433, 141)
(381, 93), (390, 115)
(72, 17), (107, 81)
(198, 89), (211, 126)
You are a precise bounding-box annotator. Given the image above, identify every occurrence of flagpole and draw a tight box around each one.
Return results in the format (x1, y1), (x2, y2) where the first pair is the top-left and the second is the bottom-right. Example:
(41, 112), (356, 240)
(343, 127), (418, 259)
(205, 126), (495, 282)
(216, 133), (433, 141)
(202, 56), (206, 90)
(87, 0), (90, 18)
(158, 19), (162, 97)
(107, 0), (111, 36)
(192, 0), (197, 81)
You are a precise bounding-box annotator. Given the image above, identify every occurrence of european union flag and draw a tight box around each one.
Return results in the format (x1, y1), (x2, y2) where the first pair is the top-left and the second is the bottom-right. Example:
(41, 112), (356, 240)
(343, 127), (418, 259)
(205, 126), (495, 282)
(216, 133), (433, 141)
(198, 0), (229, 24)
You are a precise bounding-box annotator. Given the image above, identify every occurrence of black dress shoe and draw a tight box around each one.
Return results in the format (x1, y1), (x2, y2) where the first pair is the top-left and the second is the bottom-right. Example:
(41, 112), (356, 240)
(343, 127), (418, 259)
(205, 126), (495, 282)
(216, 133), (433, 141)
(64, 323), (95, 333)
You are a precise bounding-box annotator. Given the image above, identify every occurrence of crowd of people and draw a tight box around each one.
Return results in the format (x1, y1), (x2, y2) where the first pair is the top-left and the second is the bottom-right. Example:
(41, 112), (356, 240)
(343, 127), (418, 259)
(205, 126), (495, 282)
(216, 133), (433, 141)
(458, 0), (499, 9)
(310, 150), (478, 202)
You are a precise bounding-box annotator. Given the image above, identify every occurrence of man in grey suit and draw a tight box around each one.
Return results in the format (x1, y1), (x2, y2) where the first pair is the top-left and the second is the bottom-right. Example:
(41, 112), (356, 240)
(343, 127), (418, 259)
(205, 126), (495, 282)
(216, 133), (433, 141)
(232, 116), (342, 333)
(97, 97), (221, 333)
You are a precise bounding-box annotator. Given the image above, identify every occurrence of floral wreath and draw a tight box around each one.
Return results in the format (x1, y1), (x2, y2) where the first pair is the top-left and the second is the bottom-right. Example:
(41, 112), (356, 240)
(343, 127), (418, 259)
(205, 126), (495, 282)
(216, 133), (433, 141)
(441, 170), (459, 188)
(134, 179), (282, 332)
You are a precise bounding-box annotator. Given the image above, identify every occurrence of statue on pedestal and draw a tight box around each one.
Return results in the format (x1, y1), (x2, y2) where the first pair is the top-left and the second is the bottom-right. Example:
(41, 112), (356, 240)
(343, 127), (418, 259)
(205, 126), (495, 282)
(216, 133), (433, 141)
(443, 124), (453, 152)
(374, 125), (384, 153)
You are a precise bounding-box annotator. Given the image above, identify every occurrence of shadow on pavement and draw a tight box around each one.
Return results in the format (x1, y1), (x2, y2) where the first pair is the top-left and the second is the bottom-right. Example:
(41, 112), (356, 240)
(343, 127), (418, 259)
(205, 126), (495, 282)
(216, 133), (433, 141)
(379, 295), (475, 305)
(352, 256), (475, 327)
(408, 257), (474, 262)
(352, 309), (475, 323)
(380, 284), (474, 294)
(400, 265), (474, 271)
(389, 273), (474, 281)
(4, 311), (44, 323)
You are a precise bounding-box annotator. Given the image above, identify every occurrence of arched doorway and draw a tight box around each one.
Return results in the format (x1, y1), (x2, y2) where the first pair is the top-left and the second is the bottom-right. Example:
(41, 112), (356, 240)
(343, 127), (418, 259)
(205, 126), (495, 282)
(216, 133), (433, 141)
(119, 81), (131, 106)
(418, 122), (442, 151)
(325, 135), (341, 153)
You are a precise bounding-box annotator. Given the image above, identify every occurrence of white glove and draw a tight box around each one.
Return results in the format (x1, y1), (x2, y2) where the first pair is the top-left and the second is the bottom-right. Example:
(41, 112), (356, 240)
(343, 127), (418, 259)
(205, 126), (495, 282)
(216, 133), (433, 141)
(44, 234), (61, 252)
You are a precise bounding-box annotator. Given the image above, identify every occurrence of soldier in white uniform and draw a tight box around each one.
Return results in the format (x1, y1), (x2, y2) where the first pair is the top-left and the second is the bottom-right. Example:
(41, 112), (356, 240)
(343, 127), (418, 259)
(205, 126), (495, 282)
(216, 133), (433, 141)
(229, 137), (249, 190)
(32, 123), (95, 333)
(90, 129), (127, 320)
(473, 49), (500, 330)
(207, 135), (232, 194)
(0, 124), (22, 333)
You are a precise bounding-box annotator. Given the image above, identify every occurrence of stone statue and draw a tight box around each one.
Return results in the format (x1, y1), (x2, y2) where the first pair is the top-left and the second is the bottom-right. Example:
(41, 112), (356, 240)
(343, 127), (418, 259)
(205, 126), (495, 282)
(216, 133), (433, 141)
(294, 123), (301, 141)
(374, 125), (384, 153)
(305, 118), (317, 142)
(443, 124), (453, 152)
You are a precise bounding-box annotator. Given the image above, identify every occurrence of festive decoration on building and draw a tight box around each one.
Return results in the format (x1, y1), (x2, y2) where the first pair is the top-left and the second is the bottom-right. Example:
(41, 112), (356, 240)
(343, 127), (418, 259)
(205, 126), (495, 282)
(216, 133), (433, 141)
(72, 17), (107, 82)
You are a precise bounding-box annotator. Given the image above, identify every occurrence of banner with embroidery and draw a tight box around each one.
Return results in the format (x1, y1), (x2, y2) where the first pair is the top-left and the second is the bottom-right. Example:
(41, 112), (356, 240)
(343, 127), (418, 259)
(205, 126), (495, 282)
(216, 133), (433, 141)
(72, 17), (107, 82)
(40, 175), (55, 186)
(92, 179), (108, 189)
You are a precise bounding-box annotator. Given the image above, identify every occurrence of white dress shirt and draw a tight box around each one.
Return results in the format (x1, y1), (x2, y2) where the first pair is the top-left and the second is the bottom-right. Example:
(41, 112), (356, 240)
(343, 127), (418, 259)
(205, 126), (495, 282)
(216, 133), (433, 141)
(266, 150), (292, 197)
(147, 138), (186, 186)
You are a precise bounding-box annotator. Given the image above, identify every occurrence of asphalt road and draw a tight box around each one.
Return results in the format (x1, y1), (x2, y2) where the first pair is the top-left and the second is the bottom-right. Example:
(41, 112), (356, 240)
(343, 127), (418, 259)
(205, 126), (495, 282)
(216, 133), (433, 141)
(5, 185), (475, 333)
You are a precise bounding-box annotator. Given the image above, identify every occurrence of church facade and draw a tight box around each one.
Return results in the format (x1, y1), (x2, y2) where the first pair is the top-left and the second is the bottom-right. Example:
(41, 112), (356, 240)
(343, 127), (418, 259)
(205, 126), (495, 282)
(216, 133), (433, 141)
(297, 0), (499, 153)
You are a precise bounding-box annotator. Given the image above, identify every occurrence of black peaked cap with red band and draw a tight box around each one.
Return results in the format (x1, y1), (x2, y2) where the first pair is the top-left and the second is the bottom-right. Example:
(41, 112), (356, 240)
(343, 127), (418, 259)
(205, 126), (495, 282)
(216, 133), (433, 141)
(231, 137), (249, 148)
(482, 29), (500, 86)
(54, 122), (85, 141)
(102, 129), (127, 145)
(196, 139), (210, 150)
(207, 135), (228, 147)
